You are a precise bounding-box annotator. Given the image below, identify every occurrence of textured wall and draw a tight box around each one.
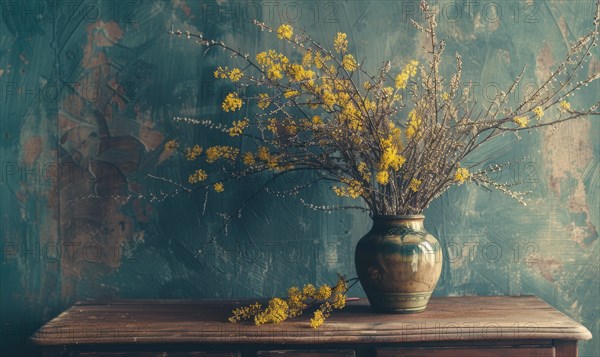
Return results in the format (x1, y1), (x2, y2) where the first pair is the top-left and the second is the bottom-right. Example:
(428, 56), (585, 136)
(1, 0), (598, 355)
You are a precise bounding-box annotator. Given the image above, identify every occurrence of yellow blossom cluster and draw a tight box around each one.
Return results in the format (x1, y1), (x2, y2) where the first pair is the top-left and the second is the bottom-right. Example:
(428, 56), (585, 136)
(533, 106), (544, 119)
(256, 50), (290, 80)
(406, 109), (422, 139)
(228, 119), (249, 137)
(254, 298), (289, 325)
(560, 100), (571, 111)
(513, 116), (528, 128)
(214, 66), (243, 82)
(257, 93), (271, 109)
(408, 178), (422, 192)
(222, 92), (243, 112)
(342, 54), (358, 72)
(229, 277), (347, 329)
(334, 32), (348, 53)
(164, 140), (178, 151)
(185, 145), (203, 160)
(277, 24), (293, 40)
(310, 279), (347, 328)
(228, 302), (263, 323)
(332, 178), (364, 199)
(376, 170), (389, 185)
(321, 90), (336, 108)
(395, 60), (419, 89)
(313, 51), (332, 69)
(255, 146), (279, 169)
(338, 102), (363, 131)
(205, 146), (239, 163)
(286, 63), (315, 83)
(284, 89), (300, 98)
(454, 166), (470, 184)
(213, 182), (224, 192)
(188, 169), (208, 184)
(357, 162), (371, 181)
(378, 135), (405, 172)
(266, 118), (278, 135)
(243, 152), (255, 165)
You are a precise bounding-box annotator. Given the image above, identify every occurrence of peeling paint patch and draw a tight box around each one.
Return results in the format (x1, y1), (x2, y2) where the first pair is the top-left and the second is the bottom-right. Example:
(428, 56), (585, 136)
(139, 119), (164, 151)
(23, 136), (42, 165)
(82, 21), (123, 69)
(532, 257), (563, 282)
(535, 43), (555, 80)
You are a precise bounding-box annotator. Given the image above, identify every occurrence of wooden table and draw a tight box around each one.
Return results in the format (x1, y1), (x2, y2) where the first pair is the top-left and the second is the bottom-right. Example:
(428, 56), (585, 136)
(30, 296), (591, 357)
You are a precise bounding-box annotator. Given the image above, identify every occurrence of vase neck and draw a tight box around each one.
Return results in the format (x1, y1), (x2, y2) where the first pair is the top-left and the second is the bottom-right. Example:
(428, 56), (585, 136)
(372, 215), (425, 230)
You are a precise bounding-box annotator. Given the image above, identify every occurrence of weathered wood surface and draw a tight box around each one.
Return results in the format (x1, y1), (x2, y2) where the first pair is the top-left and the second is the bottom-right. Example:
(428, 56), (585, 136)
(30, 296), (591, 346)
(376, 346), (555, 357)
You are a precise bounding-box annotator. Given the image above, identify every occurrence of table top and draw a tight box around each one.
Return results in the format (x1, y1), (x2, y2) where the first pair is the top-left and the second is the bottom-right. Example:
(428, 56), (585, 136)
(30, 296), (592, 346)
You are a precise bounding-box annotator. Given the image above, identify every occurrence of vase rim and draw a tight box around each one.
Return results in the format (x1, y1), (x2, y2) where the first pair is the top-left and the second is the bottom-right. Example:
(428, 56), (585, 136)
(372, 214), (425, 220)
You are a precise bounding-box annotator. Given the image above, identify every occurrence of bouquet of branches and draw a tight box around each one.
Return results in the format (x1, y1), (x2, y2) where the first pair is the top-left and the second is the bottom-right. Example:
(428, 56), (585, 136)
(165, 0), (599, 216)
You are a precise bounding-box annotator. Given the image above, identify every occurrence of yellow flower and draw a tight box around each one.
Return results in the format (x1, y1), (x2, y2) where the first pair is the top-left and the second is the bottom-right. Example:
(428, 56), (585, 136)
(441, 92), (450, 101)
(228, 302), (262, 323)
(164, 140), (178, 151)
(258, 146), (270, 161)
(222, 92), (243, 112)
(454, 166), (470, 184)
(313, 52), (331, 69)
(332, 178), (364, 199)
(213, 182), (224, 192)
(256, 52), (268, 66)
(243, 152), (255, 165)
(316, 285), (332, 300)
(342, 54), (358, 72)
(229, 277), (346, 328)
(310, 309), (325, 329)
(376, 171), (389, 185)
(302, 52), (313, 67)
(406, 109), (422, 139)
(267, 118), (278, 135)
(409, 178), (422, 192)
(185, 145), (203, 160)
(257, 93), (271, 110)
(188, 169), (208, 184)
(358, 162), (371, 181)
(560, 100), (571, 111)
(533, 106), (544, 119)
(513, 116), (528, 128)
(286, 124), (298, 135)
(331, 291), (346, 309)
(267, 65), (283, 80)
(322, 90), (336, 108)
(312, 115), (323, 125)
(228, 119), (249, 137)
(277, 24), (293, 40)
(395, 60), (419, 89)
(228, 68), (243, 82)
(379, 135), (405, 172)
(334, 32), (348, 53)
(213, 66), (228, 79)
(302, 284), (316, 297)
(284, 89), (300, 98)
(205, 146), (239, 163)
(254, 298), (289, 325)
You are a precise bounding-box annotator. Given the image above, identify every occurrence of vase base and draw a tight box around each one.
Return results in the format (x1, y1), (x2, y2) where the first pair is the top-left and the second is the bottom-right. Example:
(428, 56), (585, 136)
(366, 291), (432, 314)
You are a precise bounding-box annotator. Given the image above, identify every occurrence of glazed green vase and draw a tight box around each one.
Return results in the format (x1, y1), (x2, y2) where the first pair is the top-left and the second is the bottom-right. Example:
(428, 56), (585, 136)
(355, 215), (443, 313)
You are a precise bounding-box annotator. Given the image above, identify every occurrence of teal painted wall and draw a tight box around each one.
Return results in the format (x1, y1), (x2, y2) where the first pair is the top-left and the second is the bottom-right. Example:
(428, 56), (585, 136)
(1, 0), (598, 355)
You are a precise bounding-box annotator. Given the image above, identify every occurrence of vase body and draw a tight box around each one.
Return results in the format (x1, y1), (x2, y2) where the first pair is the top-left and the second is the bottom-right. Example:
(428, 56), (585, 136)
(355, 215), (442, 313)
